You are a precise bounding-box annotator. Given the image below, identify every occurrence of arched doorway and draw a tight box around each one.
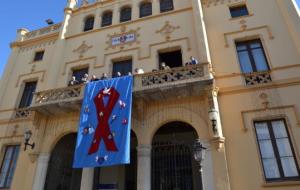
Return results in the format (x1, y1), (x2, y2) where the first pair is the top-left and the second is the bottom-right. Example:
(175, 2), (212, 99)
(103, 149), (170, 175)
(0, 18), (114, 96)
(93, 130), (138, 190)
(151, 121), (202, 190)
(44, 133), (82, 190)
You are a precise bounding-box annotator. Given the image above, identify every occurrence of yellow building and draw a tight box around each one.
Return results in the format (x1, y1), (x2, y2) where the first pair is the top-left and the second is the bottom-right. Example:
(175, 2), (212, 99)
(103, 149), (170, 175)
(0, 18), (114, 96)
(0, 0), (300, 189)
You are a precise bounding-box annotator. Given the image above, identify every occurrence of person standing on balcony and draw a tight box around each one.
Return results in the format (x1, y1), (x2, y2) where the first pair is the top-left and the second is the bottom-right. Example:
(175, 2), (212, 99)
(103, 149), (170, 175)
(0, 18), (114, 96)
(135, 68), (145, 74)
(161, 62), (171, 70)
(90, 75), (99, 82)
(81, 73), (89, 84)
(68, 76), (79, 86)
(100, 73), (108, 80)
(190, 56), (199, 65)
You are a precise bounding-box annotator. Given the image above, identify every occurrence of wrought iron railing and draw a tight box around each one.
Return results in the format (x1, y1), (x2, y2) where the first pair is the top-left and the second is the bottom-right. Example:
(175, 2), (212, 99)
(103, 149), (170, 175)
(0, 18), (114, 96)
(243, 71), (272, 86)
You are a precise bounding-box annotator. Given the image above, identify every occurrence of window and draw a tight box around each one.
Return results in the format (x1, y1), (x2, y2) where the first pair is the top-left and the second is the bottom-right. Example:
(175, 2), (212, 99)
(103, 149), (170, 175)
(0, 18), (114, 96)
(83, 16), (95, 32)
(254, 119), (300, 181)
(112, 59), (132, 77)
(72, 67), (89, 83)
(101, 11), (113, 27)
(33, 51), (44, 62)
(140, 2), (152, 18)
(120, 7), (132, 23)
(19, 81), (37, 108)
(160, 0), (174, 13)
(236, 40), (269, 73)
(0, 145), (20, 188)
(229, 5), (249, 18)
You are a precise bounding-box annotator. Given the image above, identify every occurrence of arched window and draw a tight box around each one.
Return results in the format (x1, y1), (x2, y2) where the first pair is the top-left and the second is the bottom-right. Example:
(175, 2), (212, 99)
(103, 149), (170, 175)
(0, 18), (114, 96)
(83, 15), (95, 31)
(140, 1), (152, 18)
(160, 0), (174, 13)
(120, 6), (132, 23)
(101, 11), (113, 27)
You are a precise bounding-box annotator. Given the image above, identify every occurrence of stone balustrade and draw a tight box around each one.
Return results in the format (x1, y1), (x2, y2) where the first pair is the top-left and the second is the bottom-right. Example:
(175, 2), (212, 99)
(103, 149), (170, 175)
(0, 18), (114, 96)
(24, 23), (62, 40)
(14, 108), (32, 119)
(30, 64), (212, 114)
(243, 71), (272, 86)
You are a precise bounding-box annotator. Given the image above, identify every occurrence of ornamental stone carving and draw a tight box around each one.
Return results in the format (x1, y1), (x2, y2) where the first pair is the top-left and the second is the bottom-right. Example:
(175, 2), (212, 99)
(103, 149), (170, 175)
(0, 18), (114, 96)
(73, 41), (93, 58)
(156, 21), (180, 41)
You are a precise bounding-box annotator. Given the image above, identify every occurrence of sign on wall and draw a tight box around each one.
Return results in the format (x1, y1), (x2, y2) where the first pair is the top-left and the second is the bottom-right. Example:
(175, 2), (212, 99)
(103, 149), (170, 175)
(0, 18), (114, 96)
(105, 26), (140, 50)
(111, 33), (136, 46)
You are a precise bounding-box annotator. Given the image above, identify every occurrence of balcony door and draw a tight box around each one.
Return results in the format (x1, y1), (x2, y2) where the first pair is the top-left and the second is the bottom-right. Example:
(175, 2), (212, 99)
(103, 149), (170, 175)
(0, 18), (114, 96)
(159, 49), (183, 69)
(112, 59), (132, 77)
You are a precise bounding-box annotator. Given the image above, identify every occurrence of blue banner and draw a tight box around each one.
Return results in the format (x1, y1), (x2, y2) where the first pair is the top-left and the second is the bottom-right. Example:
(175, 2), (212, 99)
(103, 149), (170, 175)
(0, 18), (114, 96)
(73, 76), (133, 168)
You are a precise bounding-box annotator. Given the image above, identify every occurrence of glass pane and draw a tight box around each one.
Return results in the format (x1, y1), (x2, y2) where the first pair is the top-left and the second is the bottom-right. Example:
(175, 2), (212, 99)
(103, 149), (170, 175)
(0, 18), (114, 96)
(0, 172), (6, 187)
(276, 138), (293, 157)
(250, 42), (261, 49)
(251, 49), (268, 71)
(259, 140), (275, 158)
(263, 158), (280, 179)
(236, 44), (247, 51)
(237, 51), (253, 73)
(281, 157), (299, 177)
(255, 122), (270, 140)
(272, 120), (288, 138)
(230, 6), (249, 18)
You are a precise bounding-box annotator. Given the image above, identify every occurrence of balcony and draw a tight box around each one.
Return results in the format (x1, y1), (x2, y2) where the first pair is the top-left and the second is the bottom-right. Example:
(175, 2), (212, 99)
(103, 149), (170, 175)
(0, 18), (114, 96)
(30, 64), (213, 115)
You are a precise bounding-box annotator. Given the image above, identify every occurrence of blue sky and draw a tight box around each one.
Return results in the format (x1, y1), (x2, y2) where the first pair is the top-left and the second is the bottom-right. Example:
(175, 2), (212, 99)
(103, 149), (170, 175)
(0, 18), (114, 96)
(0, 1), (300, 78)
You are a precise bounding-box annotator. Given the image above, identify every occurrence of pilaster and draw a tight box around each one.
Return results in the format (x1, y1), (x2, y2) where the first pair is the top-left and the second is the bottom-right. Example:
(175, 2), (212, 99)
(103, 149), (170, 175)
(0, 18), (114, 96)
(137, 145), (151, 190)
(32, 153), (51, 190)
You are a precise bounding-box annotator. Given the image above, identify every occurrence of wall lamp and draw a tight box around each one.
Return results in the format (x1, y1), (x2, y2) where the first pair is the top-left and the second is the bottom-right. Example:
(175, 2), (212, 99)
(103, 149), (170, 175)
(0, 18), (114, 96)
(208, 108), (218, 136)
(24, 129), (35, 151)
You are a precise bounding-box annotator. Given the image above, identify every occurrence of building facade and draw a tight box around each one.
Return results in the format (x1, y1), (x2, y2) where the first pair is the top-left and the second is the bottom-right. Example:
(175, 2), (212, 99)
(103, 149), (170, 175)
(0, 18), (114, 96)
(0, 0), (300, 189)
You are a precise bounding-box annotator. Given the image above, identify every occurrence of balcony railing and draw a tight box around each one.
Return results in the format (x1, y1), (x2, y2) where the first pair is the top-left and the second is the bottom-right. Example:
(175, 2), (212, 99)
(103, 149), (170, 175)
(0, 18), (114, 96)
(24, 23), (62, 40)
(14, 108), (32, 119)
(30, 64), (212, 114)
(244, 71), (272, 86)
(134, 64), (208, 92)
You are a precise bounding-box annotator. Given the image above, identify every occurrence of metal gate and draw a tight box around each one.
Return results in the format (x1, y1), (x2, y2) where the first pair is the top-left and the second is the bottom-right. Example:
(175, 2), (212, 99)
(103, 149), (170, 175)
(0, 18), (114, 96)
(151, 141), (194, 190)
(44, 134), (82, 190)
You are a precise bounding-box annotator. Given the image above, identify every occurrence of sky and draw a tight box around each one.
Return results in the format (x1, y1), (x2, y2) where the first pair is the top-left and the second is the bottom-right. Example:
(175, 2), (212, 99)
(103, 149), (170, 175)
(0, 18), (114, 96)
(0, 0), (300, 78)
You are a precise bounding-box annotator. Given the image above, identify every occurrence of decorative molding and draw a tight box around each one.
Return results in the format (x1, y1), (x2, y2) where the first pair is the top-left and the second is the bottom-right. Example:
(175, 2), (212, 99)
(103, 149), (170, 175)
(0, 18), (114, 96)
(202, 0), (241, 8)
(105, 26), (140, 50)
(156, 21), (180, 41)
(18, 40), (56, 53)
(15, 70), (46, 87)
(218, 77), (300, 96)
(63, 56), (97, 75)
(96, 37), (191, 68)
(241, 105), (300, 132)
(215, 63), (300, 79)
(73, 41), (93, 59)
(224, 25), (274, 47)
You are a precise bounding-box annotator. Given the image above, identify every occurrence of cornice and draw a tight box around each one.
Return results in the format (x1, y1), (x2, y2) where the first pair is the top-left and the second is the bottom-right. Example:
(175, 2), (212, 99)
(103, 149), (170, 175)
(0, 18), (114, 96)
(10, 33), (59, 48)
(202, 0), (242, 8)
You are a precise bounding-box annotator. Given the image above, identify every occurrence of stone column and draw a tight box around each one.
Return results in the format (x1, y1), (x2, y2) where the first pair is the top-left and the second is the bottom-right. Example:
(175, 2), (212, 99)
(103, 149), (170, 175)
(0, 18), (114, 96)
(137, 145), (151, 190)
(80, 168), (94, 190)
(32, 153), (50, 190)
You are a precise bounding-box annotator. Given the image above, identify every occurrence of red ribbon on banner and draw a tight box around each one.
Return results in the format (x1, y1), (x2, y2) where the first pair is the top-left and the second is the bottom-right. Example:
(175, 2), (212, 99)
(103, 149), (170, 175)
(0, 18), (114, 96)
(88, 87), (119, 155)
